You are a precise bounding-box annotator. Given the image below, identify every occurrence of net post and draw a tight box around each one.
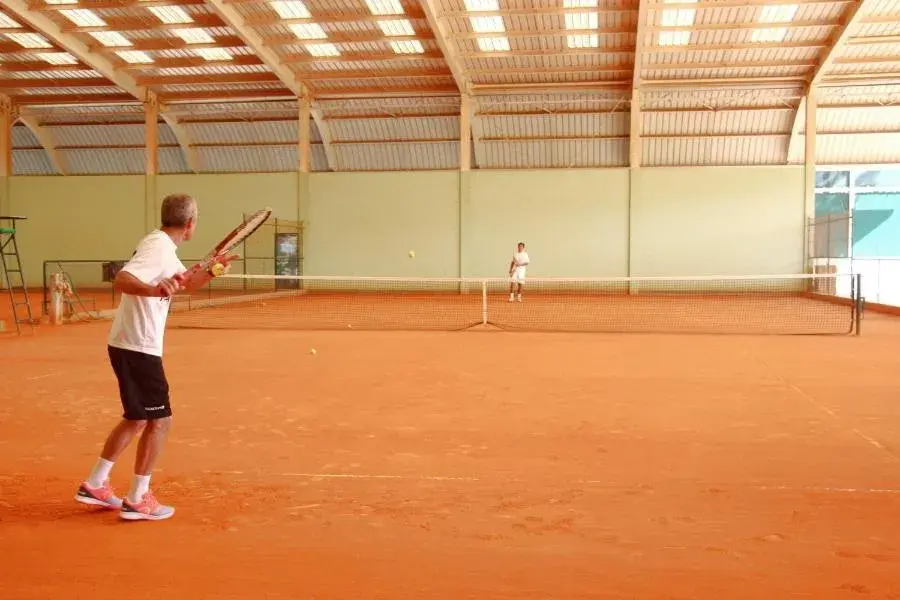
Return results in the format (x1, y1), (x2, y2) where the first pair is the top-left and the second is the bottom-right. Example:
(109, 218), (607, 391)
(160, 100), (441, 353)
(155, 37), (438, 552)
(481, 280), (487, 326)
(854, 273), (862, 336)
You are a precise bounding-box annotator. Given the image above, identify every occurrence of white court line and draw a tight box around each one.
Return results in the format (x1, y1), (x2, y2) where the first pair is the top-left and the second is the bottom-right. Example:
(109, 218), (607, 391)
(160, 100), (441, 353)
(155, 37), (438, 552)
(785, 382), (900, 463)
(281, 472), (481, 482)
(26, 372), (61, 381)
(243, 472), (900, 494)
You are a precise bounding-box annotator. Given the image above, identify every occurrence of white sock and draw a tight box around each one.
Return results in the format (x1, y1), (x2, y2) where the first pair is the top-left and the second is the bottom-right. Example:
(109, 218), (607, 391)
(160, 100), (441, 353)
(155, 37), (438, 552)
(128, 474), (151, 504)
(87, 458), (115, 488)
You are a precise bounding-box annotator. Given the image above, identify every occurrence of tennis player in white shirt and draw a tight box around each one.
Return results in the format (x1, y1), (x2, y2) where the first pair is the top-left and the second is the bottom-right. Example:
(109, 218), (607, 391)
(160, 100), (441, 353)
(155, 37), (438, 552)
(508, 242), (530, 302)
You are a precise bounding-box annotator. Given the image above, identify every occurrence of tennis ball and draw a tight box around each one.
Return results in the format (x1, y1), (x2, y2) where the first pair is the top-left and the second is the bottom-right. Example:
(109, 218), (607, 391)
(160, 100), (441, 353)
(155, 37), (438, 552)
(210, 263), (227, 277)
(310, 348), (317, 355)
(408, 250), (416, 258)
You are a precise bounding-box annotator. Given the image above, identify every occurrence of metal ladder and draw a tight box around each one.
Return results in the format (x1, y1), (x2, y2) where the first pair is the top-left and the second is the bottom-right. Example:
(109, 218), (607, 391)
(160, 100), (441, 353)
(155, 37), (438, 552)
(0, 216), (35, 335)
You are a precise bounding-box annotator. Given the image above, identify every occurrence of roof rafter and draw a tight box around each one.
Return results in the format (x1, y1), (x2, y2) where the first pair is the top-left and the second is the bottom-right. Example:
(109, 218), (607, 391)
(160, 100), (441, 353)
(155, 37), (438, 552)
(787, 0), (872, 163)
(1, 0), (199, 174)
(16, 114), (68, 175)
(204, 0), (337, 171)
(421, 0), (480, 168)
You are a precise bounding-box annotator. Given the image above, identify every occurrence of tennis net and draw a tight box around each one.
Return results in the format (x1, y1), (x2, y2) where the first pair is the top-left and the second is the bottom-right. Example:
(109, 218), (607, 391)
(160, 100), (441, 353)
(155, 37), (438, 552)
(164, 273), (863, 335)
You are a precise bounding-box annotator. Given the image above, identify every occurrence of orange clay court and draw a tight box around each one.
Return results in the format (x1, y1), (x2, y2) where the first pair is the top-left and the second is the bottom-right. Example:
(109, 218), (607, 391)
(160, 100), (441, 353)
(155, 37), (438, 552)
(1, 288), (899, 600)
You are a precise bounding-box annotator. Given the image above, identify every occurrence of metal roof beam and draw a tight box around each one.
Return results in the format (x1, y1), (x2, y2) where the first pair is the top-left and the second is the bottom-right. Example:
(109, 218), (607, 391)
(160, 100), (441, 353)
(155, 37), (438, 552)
(204, 0), (337, 171)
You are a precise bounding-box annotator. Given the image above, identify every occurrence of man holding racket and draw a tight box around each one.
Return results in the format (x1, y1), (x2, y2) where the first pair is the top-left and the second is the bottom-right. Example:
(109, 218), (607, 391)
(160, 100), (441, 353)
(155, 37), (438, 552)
(75, 193), (238, 521)
(508, 241), (530, 302)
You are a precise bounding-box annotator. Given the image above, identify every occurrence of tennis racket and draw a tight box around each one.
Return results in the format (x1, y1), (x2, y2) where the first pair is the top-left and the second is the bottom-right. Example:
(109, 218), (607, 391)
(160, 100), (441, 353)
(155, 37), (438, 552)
(186, 207), (272, 276)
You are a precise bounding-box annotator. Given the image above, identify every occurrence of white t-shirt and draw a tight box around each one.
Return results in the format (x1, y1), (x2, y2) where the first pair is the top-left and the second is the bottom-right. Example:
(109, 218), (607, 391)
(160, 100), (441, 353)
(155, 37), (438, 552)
(107, 230), (186, 357)
(513, 251), (530, 269)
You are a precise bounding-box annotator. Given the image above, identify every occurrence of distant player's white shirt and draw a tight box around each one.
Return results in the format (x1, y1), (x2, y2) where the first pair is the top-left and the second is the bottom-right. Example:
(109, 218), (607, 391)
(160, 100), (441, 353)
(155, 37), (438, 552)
(511, 251), (530, 282)
(108, 230), (186, 357)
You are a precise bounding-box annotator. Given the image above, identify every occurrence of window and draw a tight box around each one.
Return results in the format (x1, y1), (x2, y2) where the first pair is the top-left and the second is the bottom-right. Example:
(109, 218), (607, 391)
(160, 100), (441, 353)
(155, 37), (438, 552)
(815, 170), (849, 188)
(852, 192), (900, 258)
(815, 192), (849, 216)
(854, 170), (900, 188)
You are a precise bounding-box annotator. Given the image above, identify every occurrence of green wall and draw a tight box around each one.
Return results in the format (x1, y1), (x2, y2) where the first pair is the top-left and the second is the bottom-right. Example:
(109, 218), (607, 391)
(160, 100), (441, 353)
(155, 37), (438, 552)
(630, 167), (805, 276)
(462, 170), (630, 277)
(3, 167), (806, 288)
(305, 171), (459, 277)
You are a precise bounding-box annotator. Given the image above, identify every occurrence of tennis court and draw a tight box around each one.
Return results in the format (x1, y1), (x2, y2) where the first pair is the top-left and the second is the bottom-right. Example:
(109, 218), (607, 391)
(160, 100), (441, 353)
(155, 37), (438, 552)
(2, 309), (899, 599)
(4, 0), (900, 598)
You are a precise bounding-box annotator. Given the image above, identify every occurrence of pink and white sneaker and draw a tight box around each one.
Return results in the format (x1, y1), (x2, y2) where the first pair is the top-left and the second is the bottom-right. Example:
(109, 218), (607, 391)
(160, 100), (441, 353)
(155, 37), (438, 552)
(75, 481), (123, 510)
(120, 491), (175, 521)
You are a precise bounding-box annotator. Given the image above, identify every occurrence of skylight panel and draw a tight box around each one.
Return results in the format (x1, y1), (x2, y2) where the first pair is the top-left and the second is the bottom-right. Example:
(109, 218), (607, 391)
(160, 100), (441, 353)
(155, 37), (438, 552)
(195, 47), (232, 61)
(390, 40), (424, 54)
(751, 4), (797, 43)
(463, 0), (500, 11)
(305, 42), (340, 57)
(657, 0), (696, 47)
(270, 1), (311, 19)
(567, 34), (599, 48)
(378, 19), (415, 36)
(59, 9), (106, 27)
(41, 52), (79, 65)
(0, 13), (22, 28)
(468, 16), (504, 33)
(174, 28), (216, 44)
(5, 33), (52, 49)
(477, 37), (510, 52)
(364, 0), (404, 15)
(148, 6), (194, 25)
(116, 50), (154, 64)
(565, 12), (599, 29)
(658, 30), (690, 46)
(289, 23), (328, 39)
(759, 4), (799, 23)
(90, 31), (132, 47)
(751, 27), (788, 42)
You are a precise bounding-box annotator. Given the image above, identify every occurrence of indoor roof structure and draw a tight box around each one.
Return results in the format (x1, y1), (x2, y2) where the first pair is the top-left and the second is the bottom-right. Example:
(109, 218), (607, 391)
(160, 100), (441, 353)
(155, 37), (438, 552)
(0, 0), (898, 174)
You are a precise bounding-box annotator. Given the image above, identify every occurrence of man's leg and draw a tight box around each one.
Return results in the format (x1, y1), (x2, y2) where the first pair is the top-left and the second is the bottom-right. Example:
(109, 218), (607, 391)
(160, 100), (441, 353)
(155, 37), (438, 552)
(127, 416), (172, 504)
(76, 347), (150, 510)
(76, 420), (144, 509)
(517, 282), (523, 301)
(120, 353), (176, 522)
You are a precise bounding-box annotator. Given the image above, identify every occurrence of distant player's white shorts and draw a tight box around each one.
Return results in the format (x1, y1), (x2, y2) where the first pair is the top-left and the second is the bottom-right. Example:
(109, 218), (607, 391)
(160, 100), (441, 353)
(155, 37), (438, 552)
(510, 266), (527, 283)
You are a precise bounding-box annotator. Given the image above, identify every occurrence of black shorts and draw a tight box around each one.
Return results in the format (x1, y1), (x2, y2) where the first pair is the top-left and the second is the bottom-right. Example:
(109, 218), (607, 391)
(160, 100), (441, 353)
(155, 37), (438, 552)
(107, 345), (171, 421)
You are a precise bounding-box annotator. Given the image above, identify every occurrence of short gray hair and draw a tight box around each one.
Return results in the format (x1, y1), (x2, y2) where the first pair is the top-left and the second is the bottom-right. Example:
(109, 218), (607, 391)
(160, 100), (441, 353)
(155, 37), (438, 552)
(160, 193), (196, 228)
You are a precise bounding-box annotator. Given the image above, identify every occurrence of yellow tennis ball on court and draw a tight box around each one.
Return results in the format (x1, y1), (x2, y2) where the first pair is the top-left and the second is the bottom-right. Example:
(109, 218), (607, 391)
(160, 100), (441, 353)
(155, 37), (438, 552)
(310, 348), (317, 355)
(210, 263), (227, 277)
(408, 250), (416, 258)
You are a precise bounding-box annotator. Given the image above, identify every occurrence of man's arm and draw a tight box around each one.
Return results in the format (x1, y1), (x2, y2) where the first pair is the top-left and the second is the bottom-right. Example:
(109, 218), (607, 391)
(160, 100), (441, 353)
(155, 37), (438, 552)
(174, 254), (240, 292)
(114, 271), (179, 297)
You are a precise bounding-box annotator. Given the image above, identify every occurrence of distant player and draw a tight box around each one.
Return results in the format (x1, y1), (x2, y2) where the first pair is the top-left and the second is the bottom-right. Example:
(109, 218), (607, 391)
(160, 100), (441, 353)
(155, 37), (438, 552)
(508, 241), (530, 302)
(75, 194), (237, 522)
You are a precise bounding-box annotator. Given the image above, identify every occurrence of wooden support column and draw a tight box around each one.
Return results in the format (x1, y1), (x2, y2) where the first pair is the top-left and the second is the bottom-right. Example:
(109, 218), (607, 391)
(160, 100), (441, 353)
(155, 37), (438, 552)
(803, 90), (818, 269)
(145, 95), (159, 176)
(460, 94), (472, 172)
(299, 96), (311, 174)
(0, 96), (12, 178)
(629, 88), (641, 168)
